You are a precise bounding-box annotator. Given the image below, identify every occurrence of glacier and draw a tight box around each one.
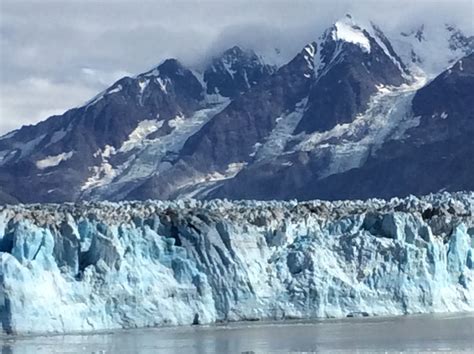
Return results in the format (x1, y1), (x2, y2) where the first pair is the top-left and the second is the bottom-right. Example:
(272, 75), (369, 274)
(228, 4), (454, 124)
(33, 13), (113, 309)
(0, 192), (473, 335)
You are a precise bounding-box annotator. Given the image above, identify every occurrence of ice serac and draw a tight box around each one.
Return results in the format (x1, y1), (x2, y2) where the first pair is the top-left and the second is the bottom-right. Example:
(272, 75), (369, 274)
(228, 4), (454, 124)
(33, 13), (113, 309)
(1, 192), (473, 334)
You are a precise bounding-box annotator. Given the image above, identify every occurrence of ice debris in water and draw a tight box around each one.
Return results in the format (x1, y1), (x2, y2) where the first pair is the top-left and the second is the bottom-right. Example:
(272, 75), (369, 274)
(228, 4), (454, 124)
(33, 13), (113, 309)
(0, 192), (473, 334)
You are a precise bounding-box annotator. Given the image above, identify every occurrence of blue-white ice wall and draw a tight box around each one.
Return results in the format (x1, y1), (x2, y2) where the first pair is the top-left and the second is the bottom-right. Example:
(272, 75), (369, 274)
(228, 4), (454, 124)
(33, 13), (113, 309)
(0, 194), (473, 334)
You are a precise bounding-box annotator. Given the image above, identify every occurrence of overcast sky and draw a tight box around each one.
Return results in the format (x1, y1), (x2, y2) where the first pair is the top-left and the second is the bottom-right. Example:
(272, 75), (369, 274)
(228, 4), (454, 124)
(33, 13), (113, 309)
(0, 0), (472, 135)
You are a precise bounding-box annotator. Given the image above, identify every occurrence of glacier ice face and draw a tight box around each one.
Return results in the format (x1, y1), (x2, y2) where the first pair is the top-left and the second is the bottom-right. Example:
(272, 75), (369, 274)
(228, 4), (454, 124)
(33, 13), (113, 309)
(0, 192), (473, 334)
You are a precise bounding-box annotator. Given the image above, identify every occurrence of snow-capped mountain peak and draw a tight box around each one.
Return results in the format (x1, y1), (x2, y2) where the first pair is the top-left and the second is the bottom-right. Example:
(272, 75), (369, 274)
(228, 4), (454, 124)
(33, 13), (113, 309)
(311, 16), (411, 83)
(330, 16), (371, 53)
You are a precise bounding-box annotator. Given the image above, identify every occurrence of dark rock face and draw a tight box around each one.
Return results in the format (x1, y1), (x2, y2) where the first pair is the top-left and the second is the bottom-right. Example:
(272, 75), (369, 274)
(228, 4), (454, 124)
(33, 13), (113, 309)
(0, 189), (19, 205)
(204, 46), (276, 98)
(182, 43), (316, 167)
(207, 155), (313, 201)
(412, 54), (473, 126)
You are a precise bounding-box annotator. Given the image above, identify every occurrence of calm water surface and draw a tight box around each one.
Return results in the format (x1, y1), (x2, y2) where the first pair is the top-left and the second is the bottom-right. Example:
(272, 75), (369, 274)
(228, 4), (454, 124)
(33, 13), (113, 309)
(2, 313), (474, 353)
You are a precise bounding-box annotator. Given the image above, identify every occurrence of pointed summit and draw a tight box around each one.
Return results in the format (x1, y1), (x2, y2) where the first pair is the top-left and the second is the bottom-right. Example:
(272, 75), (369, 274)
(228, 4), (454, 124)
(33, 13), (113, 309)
(156, 58), (186, 75)
(141, 58), (194, 82)
(330, 17), (371, 53)
(295, 19), (409, 134)
(203, 46), (276, 98)
(137, 58), (203, 102)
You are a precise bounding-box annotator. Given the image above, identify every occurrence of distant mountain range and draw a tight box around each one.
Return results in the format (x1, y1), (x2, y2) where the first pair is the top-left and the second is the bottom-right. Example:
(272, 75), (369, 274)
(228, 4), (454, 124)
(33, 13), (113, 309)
(0, 15), (473, 204)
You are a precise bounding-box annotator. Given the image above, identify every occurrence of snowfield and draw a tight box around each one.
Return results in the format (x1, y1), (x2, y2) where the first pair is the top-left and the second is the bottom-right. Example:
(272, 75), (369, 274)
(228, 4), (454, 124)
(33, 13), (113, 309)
(0, 192), (473, 334)
(35, 151), (74, 170)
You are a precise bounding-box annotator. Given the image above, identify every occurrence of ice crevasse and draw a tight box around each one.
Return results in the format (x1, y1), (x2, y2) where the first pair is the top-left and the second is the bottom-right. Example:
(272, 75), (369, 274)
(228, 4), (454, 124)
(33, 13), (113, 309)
(0, 192), (473, 334)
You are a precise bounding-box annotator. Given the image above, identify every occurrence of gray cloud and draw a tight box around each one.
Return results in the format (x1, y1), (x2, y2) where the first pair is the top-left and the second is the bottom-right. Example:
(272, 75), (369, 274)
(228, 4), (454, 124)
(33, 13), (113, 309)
(0, 0), (472, 134)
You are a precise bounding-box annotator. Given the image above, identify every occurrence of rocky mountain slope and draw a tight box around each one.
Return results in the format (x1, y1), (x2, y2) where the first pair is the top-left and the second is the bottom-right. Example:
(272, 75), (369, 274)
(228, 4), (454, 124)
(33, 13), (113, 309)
(1, 192), (473, 334)
(0, 16), (472, 204)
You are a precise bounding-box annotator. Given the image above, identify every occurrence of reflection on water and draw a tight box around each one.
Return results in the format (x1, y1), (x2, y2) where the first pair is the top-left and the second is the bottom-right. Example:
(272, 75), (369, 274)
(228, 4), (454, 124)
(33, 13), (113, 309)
(2, 313), (474, 353)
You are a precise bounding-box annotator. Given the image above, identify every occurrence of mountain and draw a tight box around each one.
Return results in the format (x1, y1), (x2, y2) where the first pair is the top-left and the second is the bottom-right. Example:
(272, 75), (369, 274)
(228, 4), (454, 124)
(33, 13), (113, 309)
(0, 17), (473, 204)
(294, 20), (409, 134)
(203, 46), (277, 97)
(0, 48), (273, 203)
(212, 52), (474, 200)
(305, 52), (474, 200)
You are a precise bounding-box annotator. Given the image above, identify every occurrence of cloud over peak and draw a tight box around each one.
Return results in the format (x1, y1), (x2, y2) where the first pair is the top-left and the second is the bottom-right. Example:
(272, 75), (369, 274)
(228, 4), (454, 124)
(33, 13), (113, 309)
(0, 0), (472, 134)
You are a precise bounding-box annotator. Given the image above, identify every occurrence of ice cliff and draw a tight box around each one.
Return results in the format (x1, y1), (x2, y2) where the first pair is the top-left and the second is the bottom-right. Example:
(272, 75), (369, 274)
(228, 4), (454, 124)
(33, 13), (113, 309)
(1, 193), (473, 334)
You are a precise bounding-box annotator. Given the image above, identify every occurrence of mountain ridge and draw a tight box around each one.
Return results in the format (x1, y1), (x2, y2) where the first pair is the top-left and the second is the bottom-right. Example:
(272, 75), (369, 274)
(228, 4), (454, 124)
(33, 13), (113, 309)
(0, 17), (473, 204)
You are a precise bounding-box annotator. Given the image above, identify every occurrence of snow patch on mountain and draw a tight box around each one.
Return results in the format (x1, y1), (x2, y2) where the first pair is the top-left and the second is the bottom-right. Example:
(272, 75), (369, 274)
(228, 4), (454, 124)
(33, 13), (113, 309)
(304, 43), (316, 58)
(296, 75), (426, 178)
(119, 119), (164, 153)
(81, 100), (230, 199)
(332, 20), (371, 53)
(156, 77), (169, 93)
(137, 78), (150, 105)
(84, 92), (105, 108)
(36, 151), (74, 170)
(138, 79), (149, 94)
(168, 114), (186, 129)
(81, 152), (117, 191)
(107, 84), (122, 95)
(252, 98), (308, 161)
(303, 43), (316, 73)
(225, 162), (247, 176)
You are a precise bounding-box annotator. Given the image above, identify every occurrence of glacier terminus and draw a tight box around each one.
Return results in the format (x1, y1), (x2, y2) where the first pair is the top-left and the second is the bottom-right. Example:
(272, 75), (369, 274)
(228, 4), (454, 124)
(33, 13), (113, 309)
(0, 192), (473, 334)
